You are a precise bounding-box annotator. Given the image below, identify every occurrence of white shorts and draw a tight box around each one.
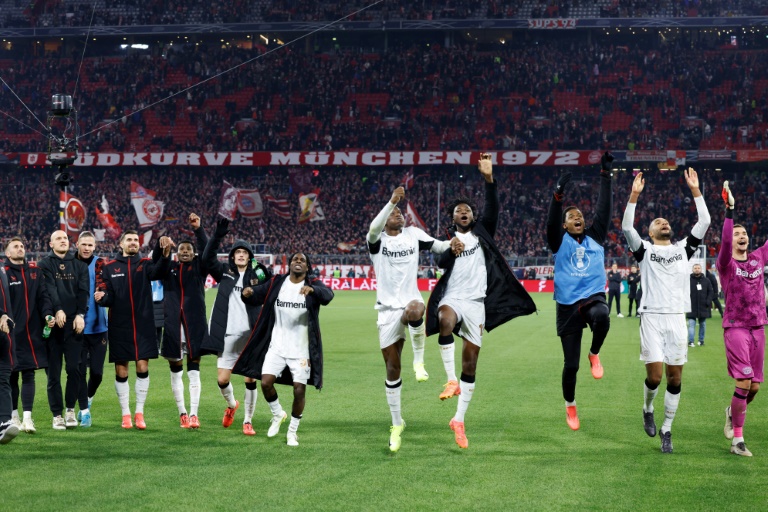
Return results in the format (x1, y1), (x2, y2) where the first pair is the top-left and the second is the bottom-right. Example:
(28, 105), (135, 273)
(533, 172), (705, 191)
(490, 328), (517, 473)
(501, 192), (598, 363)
(639, 313), (688, 365)
(217, 331), (250, 370)
(377, 308), (407, 349)
(438, 297), (485, 347)
(262, 349), (311, 385)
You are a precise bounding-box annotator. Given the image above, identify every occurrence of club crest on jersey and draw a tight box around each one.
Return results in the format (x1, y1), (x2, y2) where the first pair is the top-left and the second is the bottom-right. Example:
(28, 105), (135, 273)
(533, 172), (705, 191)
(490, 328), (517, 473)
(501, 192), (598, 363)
(570, 246), (590, 271)
(750, 260), (758, 267)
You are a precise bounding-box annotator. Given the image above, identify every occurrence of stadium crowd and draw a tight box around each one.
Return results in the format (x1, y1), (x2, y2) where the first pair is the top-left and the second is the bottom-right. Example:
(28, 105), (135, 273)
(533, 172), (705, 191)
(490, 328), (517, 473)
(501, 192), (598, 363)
(2, 0), (768, 28)
(2, 38), (768, 155)
(0, 165), (765, 265)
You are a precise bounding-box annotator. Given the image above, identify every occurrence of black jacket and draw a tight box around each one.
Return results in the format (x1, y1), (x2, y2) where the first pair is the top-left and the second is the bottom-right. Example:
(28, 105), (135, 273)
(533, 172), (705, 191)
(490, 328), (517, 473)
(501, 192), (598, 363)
(0, 265), (15, 367)
(627, 272), (640, 298)
(200, 236), (271, 355)
(152, 227), (210, 360)
(705, 270), (719, 296)
(607, 270), (623, 293)
(97, 253), (167, 362)
(37, 250), (89, 318)
(426, 181), (536, 336)
(233, 274), (334, 389)
(4, 260), (53, 371)
(688, 273), (714, 319)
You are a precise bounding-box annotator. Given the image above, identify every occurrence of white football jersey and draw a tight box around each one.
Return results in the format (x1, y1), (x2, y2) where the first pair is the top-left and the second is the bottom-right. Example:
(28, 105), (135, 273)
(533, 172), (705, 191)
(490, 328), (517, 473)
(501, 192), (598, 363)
(444, 230), (487, 301)
(636, 240), (692, 314)
(369, 226), (437, 310)
(269, 279), (309, 359)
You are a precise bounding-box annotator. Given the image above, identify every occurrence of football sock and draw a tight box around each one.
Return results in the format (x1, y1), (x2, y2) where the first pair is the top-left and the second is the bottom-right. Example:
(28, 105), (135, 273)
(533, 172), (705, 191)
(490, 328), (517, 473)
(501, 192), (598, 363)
(454, 373), (476, 422)
(135, 372), (149, 414)
(188, 370), (201, 417)
(731, 387), (749, 440)
(115, 376), (130, 416)
(266, 392), (283, 417)
(288, 414), (301, 434)
(409, 318), (426, 365)
(661, 384), (681, 434)
(219, 382), (237, 408)
(643, 378), (659, 413)
(170, 366), (186, 415)
(438, 334), (457, 382)
(385, 379), (403, 426)
(244, 381), (258, 424)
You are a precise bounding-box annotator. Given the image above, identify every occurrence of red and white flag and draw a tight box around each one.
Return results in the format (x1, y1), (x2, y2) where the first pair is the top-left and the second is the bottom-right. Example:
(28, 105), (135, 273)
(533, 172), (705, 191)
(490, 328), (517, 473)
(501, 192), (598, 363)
(264, 194), (292, 220)
(298, 189), (325, 224)
(95, 207), (121, 240)
(59, 191), (86, 241)
(405, 202), (428, 231)
(140, 230), (153, 248)
(218, 180), (239, 221)
(131, 181), (164, 228)
(237, 188), (263, 218)
(403, 168), (415, 190)
(337, 240), (358, 253)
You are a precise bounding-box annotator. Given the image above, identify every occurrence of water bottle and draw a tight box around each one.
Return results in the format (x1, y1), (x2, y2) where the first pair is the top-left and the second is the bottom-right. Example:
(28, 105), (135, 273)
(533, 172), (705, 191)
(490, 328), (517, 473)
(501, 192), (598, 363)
(43, 316), (53, 338)
(252, 258), (266, 282)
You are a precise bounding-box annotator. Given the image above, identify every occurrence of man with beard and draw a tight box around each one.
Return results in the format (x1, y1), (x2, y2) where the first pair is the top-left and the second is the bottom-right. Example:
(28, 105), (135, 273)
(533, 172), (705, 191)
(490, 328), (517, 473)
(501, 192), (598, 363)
(426, 153), (536, 449)
(546, 152), (613, 430)
(238, 252), (334, 446)
(717, 182), (768, 457)
(95, 231), (169, 429)
(367, 186), (461, 452)
(74, 231), (109, 427)
(5, 236), (54, 433)
(627, 265), (641, 317)
(38, 230), (89, 430)
(152, 214), (210, 428)
(621, 168), (710, 454)
(200, 219), (271, 436)
(687, 263), (713, 348)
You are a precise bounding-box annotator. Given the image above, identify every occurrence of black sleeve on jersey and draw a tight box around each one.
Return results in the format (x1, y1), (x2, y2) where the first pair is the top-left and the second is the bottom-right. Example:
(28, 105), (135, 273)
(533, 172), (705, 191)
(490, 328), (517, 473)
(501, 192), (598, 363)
(585, 171), (613, 244)
(546, 194), (564, 253)
(684, 235), (702, 260)
(368, 240), (381, 255)
(418, 240), (434, 251)
(632, 245), (646, 262)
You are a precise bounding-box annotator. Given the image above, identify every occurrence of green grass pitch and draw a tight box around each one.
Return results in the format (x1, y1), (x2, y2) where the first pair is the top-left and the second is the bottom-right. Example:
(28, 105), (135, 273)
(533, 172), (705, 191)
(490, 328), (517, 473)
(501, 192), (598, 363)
(4, 290), (767, 510)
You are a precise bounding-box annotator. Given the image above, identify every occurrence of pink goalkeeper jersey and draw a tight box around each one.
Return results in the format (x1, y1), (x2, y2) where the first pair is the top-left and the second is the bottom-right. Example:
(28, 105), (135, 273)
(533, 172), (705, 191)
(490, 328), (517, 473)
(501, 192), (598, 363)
(716, 217), (768, 328)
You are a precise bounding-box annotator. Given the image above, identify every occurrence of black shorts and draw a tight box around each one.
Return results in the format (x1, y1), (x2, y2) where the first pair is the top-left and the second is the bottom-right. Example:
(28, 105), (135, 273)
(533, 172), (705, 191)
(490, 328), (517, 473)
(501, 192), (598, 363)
(556, 293), (608, 336)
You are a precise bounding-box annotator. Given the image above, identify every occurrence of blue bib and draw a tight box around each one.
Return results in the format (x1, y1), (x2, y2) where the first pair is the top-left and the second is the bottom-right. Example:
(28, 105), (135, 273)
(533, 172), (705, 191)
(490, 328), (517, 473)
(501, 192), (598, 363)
(553, 234), (606, 305)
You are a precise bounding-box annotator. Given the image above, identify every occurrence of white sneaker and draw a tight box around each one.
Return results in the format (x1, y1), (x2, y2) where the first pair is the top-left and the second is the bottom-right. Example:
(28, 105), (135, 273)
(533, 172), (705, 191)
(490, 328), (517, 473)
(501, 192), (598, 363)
(617, 313), (625, 318)
(21, 417), (36, 434)
(413, 362), (429, 382)
(52, 416), (66, 430)
(267, 411), (287, 438)
(0, 421), (20, 445)
(286, 432), (299, 446)
(65, 410), (78, 429)
(10, 416), (21, 429)
(731, 441), (753, 457)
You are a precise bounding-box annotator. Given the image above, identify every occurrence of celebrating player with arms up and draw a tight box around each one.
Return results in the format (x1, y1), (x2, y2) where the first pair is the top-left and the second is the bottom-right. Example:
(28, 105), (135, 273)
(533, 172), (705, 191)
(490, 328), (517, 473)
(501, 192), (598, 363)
(367, 185), (462, 452)
(717, 182), (768, 457)
(546, 152), (613, 430)
(426, 153), (536, 449)
(621, 168), (710, 454)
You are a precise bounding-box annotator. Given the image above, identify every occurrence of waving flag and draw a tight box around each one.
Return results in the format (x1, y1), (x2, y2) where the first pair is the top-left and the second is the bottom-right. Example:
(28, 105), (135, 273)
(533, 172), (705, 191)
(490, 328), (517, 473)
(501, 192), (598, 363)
(264, 194), (292, 220)
(218, 180), (239, 221)
(237, 189), (264, 218)
(298, 189), (325, 223)
(405, 202), (427, 231)
(95, 207), (121, 240)
(131, 181), (164, 228)
(59, 191), (86, 241)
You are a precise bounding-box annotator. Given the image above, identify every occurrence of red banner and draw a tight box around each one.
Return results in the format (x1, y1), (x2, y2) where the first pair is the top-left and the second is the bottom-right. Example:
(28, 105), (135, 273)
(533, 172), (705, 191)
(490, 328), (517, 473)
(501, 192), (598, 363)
(736, 150), (768, 162)
(18, 151), (607, 167)
(312, 278), (554, 292)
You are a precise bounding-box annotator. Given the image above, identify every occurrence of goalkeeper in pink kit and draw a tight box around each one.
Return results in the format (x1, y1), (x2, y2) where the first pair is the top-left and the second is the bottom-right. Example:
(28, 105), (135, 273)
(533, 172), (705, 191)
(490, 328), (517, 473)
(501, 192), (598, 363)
(716, 181), (768, 457)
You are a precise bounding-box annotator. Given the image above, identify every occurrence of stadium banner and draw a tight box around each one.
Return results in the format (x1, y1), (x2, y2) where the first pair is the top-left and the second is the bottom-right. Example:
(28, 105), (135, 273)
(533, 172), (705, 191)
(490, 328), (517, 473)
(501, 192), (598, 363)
(736, 150), (768, 163)
(528, 18), (576, 29)
(19, 150), (615, 167)
(300, 278), (556, 292)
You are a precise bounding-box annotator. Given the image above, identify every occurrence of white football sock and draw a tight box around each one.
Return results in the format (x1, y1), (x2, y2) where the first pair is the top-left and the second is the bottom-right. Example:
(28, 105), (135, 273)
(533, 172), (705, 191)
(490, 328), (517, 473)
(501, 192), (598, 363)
(135, 376), (149, 414)
(454, 380), (475, 422)
(386, 379), (403, 426)
(170, 371), (186, 415)
(188, 370), (201, 417)
(115, 379), (130, 416)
